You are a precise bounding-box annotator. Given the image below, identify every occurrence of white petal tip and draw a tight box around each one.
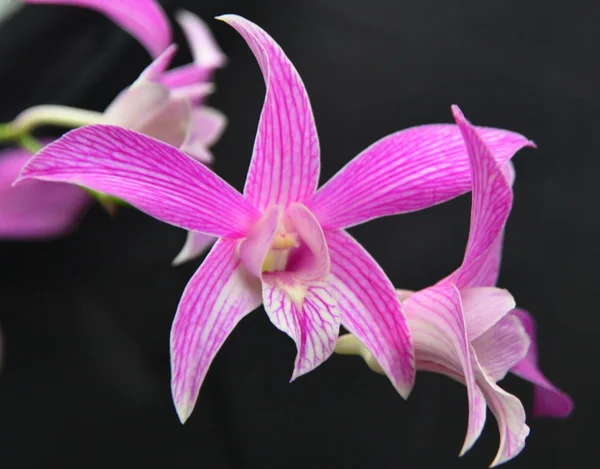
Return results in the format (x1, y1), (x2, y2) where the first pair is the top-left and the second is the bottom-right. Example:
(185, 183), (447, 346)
(175, 401), (192, 424)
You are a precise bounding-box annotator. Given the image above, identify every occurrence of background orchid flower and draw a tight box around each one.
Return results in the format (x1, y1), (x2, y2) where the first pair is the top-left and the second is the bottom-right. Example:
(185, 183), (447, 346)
(336, 106), (572, 466)
(17, 15), (533, 424)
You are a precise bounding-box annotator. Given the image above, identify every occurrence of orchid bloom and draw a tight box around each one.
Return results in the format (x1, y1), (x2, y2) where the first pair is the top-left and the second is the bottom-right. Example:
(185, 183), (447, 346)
(336, 106), (572, 466)
(1, 2), (225, 244)
(17, 15), (532, 423)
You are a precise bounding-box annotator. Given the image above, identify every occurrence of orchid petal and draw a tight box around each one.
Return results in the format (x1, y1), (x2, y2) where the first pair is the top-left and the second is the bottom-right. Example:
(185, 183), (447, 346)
(472, 315), (530, 382)
(285, 203), (330, 282)
(170, 239), (262, 422)
(480, 378), (529, 467)
(169, 83), (215, 102)
(0, 146), (90, 239)
(404, 285), (485, 454)
(449, 106), (514, 289)
(176, 10), (227, 70)
(172, 231), (215, 266)
(239, 205), (281, 278)
(262, 277), (340, 380)
(309, 124), (531, 231)
(325, 230), (415, 398)
(136, 99), (192, 149)
(218, 15), (320, 210)
(510, 309), (574, 417)
(104, 82), (170, 129)
(135, 44), (178, 84)
(460, 287), (516, 340)
(24, 0), (171, 58)
(160, 64), (211, 91)
(189, 106), (227, 148)
(17, 125), (259, 237)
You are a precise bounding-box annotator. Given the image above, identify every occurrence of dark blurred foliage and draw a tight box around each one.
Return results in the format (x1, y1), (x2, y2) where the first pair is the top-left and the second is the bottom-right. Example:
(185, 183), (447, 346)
(0, 0), (597, 468)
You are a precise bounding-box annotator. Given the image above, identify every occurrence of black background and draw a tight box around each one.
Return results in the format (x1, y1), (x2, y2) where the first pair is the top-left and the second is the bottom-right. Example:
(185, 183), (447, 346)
(0, 0), (597, 468)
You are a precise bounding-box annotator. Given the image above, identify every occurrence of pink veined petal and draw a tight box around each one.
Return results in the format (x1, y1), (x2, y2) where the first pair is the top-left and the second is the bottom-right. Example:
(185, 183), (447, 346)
(479, 374), (530, 467)
(24, 0), (171, 58)
(285, 203), (330, 282)
(137, 99), (192, 149)
(160, 64), (211, 91)
(262, 276), (340, 380)
(472, 315), (530, 382)
(172, 231), (216, 266)
(308, 124), (532, 232)
(460, 287), (516, 340)
(448, 106), (514, 289)
(170, 239), (262, 423)
(176, 10), (227, 70)
(0, 146), (90, 239)
(17, 125), (259, 237)
(218, 15), (320, 210)
(104, 82), (170, 130)
(239, 205), (281, 278)
(404, 284), (485, 455)
(510, 309), (574, 418)
(325, 230), (415, 398)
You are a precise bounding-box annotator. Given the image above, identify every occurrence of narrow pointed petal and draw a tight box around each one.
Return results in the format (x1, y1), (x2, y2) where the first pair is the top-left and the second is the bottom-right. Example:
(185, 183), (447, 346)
(472, 315), (530, 382)
(170, 239), (262, 422)
(135, 44), (178, 83)
(17, 125), (259, 237)
(460, 287), (516, 340)
(450, 106), (514, 289)
(0, 147), (90, 239)
(404, 285), (485, 454)
(239, 205), (281, 278)
(160, 64), (211, 90)
(285, 203), (330, 282)
(510, 309), (574, 417)
(481, 379), (530, 467)
(24, 0), (171, 58)
(104, 82), (170, 129)
(325, 230), (415, 398)
(176, 10), (227, 70)
(172, 231), (215, 266)
(263, 277), (340, 380)
(309, 124), (532, 231)
(218, 15), (320, 210)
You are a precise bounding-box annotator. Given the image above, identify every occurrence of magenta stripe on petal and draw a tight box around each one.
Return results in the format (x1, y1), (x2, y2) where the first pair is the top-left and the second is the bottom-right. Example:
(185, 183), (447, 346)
(170, 239), (262, 422)
(262, 277), (340, 380)
(309, 124), (532, 231)
(17, 125), (259, 237)
(326, 230), (415, 398)
(24, 0), (171, 58)
(219, 15), (320, 210)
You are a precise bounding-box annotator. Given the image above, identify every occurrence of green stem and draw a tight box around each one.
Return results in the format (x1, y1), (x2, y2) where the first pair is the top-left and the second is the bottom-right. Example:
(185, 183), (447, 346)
(15, 134), (43, 153)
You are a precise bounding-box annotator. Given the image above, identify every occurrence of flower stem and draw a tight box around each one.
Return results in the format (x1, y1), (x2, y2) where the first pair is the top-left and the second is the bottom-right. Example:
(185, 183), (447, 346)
(12, 105), (105, 135)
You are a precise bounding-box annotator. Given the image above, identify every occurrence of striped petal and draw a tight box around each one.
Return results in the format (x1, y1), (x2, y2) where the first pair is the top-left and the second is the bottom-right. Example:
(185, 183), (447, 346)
(262, 277), (340, 380)
(219, 15), (320, 210)
(326, 230), (415, 398)
(404, 285), (485, 455)
(448, 106), (514, 289)
(309, 124), (532, 231)
(17, 125), (259, 237)
(0, 146), (90, 239)
(172, 231), (215, 266)
(170, 239), (262, 422)
(24, 0), (171, 58)
(510, 309), (574, 418)
(460, 287), (516, 340)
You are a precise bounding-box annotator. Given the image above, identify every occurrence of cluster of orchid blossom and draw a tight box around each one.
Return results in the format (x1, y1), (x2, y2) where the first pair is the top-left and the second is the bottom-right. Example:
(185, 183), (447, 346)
(0, 1), (572, 466)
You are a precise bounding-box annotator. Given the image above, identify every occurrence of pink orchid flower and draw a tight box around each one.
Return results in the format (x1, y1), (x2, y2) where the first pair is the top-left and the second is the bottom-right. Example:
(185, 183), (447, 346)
(2, 2), (225, 246)
(17, 15), (532, 423)
(337, 106), (572, 466)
